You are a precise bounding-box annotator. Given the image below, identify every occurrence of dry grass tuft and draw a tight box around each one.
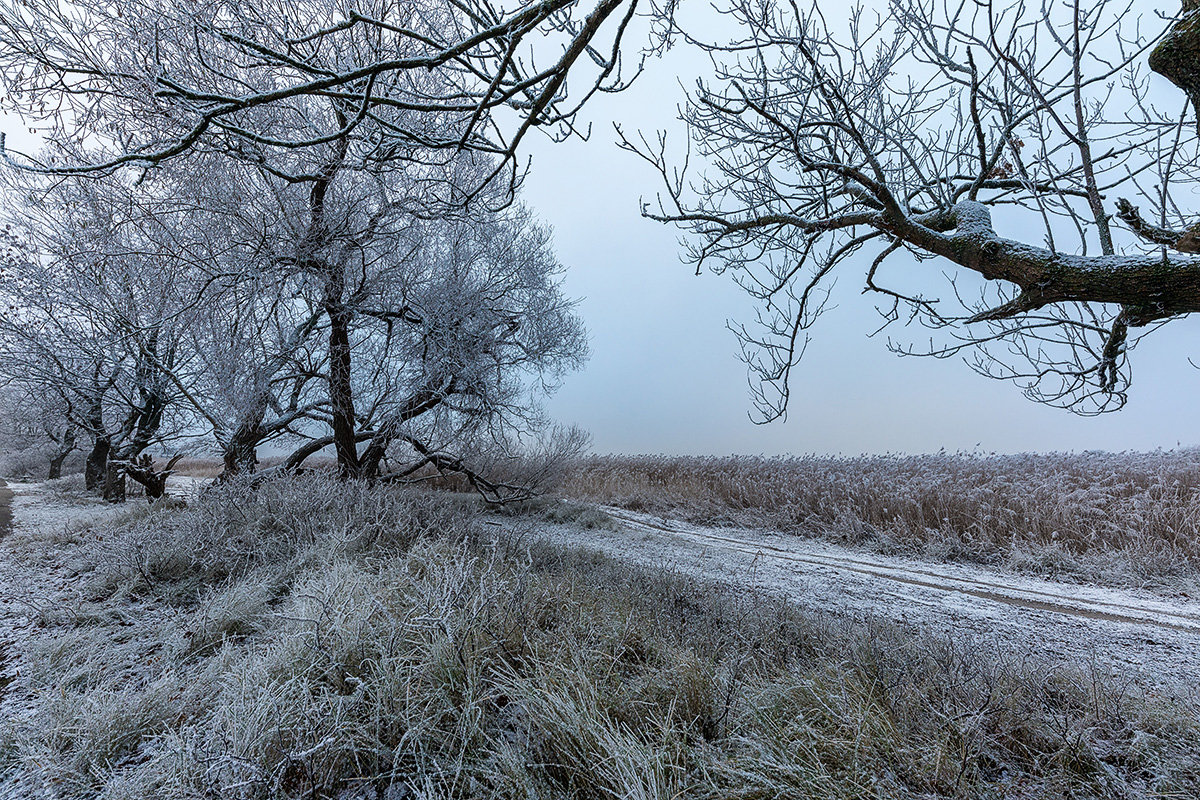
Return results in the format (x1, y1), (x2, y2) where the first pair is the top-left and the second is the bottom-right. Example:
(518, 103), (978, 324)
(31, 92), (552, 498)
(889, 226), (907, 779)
(2, 475), (1198, 799)
(559, 451), (1200, 586)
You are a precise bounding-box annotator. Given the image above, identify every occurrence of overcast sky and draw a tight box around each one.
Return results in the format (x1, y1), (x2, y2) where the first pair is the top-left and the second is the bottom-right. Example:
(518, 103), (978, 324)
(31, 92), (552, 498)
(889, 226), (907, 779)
(517, 5), (1200, 457)
(5, 1), (1200, 458)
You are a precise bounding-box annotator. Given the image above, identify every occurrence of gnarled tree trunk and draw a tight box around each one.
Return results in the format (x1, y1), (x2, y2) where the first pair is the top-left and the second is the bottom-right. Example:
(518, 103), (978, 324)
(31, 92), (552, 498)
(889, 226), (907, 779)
(47, 426), (76, 480)
(1151, 2), (1200, 122)
(85, 435), (110, 492)
(102, 461), (125, 503)
(219, 422), (262, 481)
(124, 453), (183, 499)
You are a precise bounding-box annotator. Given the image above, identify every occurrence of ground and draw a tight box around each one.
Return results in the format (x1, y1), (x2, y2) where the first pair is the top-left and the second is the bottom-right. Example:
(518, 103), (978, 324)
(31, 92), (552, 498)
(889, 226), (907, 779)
(0, 476), (1197, 797)
(547, 505), (1200, 689)
(0, 477), (202, 800)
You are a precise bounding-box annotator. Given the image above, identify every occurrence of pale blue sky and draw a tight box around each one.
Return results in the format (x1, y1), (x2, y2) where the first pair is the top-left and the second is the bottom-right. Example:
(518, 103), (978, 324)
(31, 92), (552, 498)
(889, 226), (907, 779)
(519, 17), (1200, 456)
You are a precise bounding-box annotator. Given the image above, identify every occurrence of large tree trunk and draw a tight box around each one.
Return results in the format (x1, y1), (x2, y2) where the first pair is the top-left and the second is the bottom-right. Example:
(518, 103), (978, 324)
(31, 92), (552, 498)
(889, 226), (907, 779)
(124, 454), (182, 499)
(102, 461), (125, 503)
(218, 422), (263, 481)
(357, 388), (448, 481)
(328, 301), (360, 478)
(47, 426), (76, 480)
(85, 435), (110, 492)
(358, 432), (391, 482)
(47, 454), (66, 481)
(113, 335), (168, 466)
(307, 126), (357, 478)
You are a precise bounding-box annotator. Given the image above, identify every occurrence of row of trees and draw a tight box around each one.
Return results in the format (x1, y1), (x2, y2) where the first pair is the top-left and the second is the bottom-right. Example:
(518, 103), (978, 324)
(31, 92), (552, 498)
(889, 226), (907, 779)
(0, 0), (648, 495)
(0, 149), (587, 496)
(3, 0), (1200, 482)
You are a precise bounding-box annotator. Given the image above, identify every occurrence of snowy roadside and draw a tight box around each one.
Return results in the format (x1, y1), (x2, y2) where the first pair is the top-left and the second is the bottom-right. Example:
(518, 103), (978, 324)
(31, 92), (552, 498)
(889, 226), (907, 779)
(3, 476), (1198, 799)
(0, 473), (216, 799)
(0, 481), (126, 800)
(531, 504), (1200, 692)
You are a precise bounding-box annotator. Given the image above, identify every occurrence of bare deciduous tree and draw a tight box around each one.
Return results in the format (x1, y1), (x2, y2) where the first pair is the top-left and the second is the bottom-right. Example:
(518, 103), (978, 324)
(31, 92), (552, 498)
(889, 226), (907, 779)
(0, 0), (672, 191)
(0, 0), (616, 495)
(0, 176), (200, 495)
(0, 384), (80, 479)
(630, 0), (1200, 420)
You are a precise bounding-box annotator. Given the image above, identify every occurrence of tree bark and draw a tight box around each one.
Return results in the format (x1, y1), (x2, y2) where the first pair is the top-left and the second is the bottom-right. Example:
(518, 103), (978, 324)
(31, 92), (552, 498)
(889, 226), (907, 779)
(85, 435), (110, 492)
(327, 299), (360, 478)
(47, 454), (66, 481)
(102, 461), (125, 503)
(891, 202), (1200, 324)
(218, 422), (262, 481)
(124, 454), (181, 499)
(47, 426), (76, 480)
(357, 387), (449, 481)
(306, 124), (358, 478)
(1150, 3), (1200, 125)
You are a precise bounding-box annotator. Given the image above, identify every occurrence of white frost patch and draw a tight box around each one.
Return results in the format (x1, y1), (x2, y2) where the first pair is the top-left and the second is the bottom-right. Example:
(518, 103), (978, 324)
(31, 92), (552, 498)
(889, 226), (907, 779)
(0, 482), (123, 800)
(165, 473), (212, 500)
(534, 504), (1200, 691)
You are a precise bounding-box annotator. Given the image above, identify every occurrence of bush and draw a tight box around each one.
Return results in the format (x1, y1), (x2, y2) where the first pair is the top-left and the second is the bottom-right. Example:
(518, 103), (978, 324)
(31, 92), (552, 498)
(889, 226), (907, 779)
(86, 474), (480, 598)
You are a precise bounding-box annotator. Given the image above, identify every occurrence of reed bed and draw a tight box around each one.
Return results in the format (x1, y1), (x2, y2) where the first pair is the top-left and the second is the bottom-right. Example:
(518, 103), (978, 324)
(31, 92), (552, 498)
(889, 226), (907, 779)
(559, 451), (1200, 585)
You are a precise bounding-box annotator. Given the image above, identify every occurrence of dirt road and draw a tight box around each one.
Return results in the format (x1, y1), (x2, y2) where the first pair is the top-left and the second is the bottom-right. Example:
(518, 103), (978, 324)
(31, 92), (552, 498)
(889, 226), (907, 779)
(537, 505), (1200, 690)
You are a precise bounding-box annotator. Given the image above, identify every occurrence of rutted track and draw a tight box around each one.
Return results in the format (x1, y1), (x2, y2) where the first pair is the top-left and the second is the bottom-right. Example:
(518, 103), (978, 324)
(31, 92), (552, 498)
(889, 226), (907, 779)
(533, 504), (1200, 690)
(604, 507), (1200, 634)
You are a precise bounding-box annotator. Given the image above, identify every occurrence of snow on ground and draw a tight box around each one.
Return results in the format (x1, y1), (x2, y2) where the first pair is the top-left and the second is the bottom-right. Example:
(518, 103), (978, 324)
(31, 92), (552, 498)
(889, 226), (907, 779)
(2, 478), (1199, 799)
(165, 472), (212, 500)
(533, 505), (1200, 692)
(0, 481), (124, 800)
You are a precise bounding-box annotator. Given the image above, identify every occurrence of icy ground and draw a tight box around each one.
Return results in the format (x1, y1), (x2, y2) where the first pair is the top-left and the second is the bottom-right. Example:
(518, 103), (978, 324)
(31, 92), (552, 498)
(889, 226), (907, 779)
(0, 481), (127, 799)
(534, 505), (1200, 691)
(2, 479), (1199, 799)
(0, 474), (203, 799)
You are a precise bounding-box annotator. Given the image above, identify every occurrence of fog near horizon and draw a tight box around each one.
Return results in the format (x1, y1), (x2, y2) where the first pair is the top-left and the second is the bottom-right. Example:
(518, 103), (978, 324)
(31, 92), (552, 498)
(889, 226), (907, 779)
(5, 0), (1200, 459)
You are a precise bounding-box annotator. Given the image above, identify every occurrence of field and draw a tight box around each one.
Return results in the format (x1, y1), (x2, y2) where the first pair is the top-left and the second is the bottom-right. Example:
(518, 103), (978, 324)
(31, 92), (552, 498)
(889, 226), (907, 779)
(0, 473), (1197, 799)
(558, 451), (1200, 588)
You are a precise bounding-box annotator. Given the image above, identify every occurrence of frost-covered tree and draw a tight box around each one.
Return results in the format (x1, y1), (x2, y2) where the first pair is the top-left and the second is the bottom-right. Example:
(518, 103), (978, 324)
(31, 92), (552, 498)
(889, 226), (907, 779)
(2, 143), (585, 493)
(0, 0), (616, 489)
(332, 194), (589, 485)
(0, 384), (80, 479)
(0, 185), (195, 495)
(0, 0), (670, 184)
(162, 151), (587, 487)
(631, 0), (1200, 420)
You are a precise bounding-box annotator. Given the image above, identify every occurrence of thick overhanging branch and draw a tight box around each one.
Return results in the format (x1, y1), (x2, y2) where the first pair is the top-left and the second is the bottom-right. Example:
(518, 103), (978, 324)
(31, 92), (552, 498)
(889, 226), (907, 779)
(891, 201), (1200, 324)
(385, 435), (535, 505)
(661, 195), (1200, 327)
(1149, 3), (1200, 131)
(283, 429), (377, 472)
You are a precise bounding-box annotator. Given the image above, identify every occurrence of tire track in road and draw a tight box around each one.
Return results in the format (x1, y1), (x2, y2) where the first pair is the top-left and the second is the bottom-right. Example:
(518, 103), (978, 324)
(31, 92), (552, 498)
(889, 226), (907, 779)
(538, 505), (1200, 685)
(600, 506), (1200, 636)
